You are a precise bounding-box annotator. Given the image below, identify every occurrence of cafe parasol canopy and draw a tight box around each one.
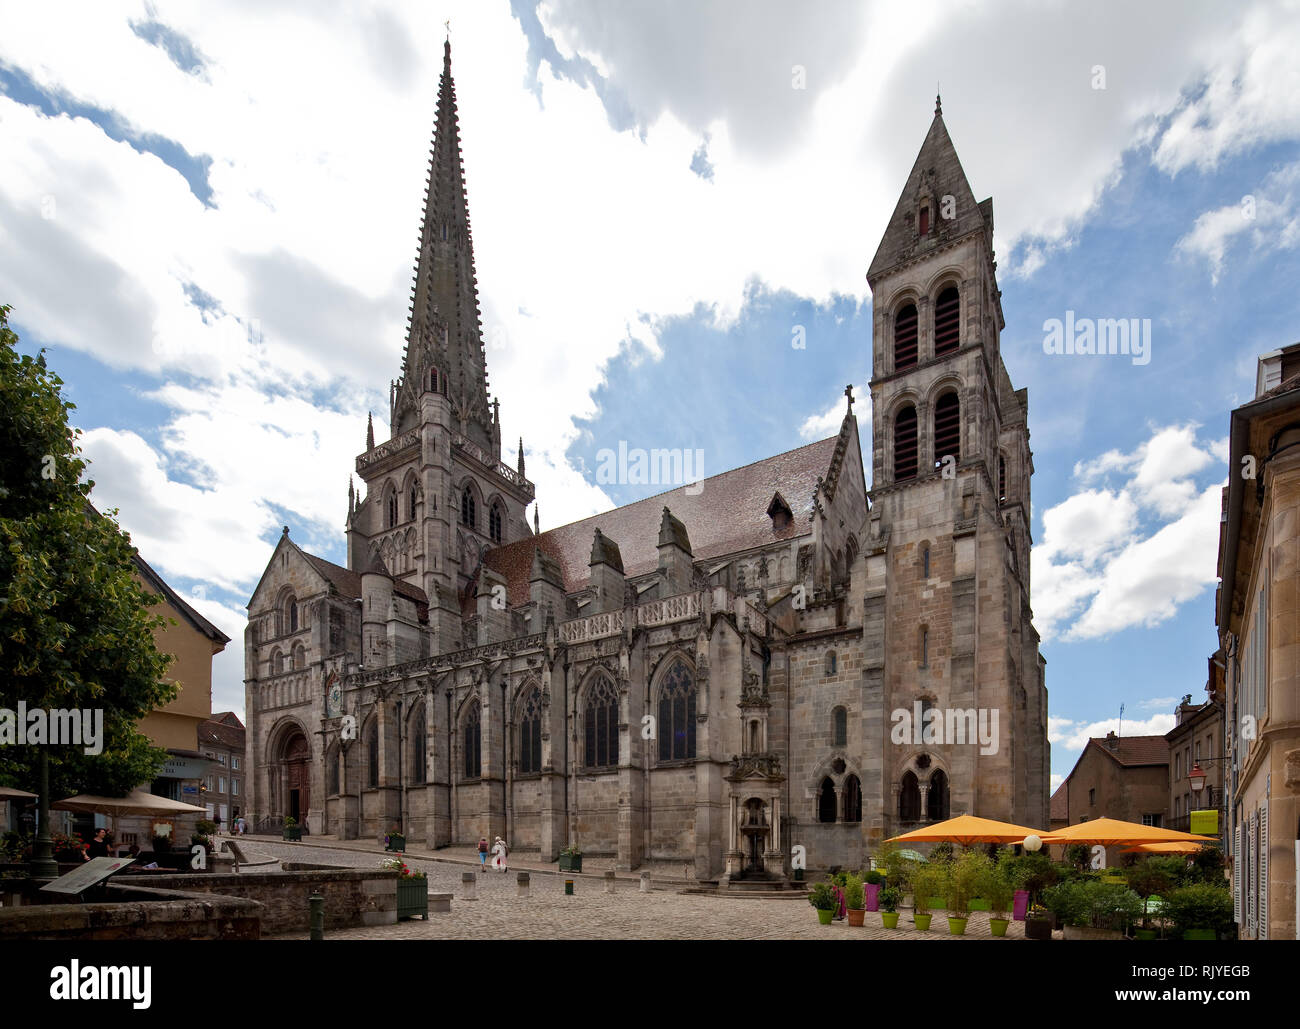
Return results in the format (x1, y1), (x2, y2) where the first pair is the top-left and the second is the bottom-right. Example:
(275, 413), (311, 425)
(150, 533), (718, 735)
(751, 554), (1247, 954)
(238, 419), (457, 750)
(1038, 817), (1215, 848)
(886, 814), (1047, 846)
(0, 785), (38, 801)
(1120, 841), (1213, 855)
(52, 790), (208, 818)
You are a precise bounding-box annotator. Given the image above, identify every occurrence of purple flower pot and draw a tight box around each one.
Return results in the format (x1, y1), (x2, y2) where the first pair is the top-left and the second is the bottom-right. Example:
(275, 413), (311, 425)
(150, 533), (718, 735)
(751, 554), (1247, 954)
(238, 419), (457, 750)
(866, 883), (881, 912)
(1013, 890), (1030, 921)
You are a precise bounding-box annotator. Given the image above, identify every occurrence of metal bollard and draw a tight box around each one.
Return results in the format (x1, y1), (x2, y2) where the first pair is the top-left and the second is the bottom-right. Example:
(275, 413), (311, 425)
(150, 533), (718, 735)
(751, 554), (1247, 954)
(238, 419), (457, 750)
(461, 871), (478, 901)
(309, 891), (324, 940)
(640, 871), (652, 893)
(604, 869), (617, 894)
(517, 871), (530, 898)
(564, 879), (574, 896)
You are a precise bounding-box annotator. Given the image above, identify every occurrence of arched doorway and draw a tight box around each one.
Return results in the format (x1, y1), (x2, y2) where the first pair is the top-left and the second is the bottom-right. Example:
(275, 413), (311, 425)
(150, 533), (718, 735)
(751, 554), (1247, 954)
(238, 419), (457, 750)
(282, 730), (311, 824)
(738, 798), (770, 878)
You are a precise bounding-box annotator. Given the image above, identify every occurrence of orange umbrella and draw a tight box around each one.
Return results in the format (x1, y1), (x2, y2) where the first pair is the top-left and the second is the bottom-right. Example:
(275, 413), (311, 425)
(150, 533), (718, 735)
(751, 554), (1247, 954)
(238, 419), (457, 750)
(886, 814), (1046, 846)
(1120, 841), (1211, 855)
(1038, 817), (1215, 847)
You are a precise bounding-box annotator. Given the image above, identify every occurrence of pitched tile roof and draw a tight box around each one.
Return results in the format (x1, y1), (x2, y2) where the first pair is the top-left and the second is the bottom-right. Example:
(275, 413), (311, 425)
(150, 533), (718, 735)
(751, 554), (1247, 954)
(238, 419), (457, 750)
(300, 550), (428, 611)
(1050, 782), (1068, 822)
(1090, 734), (1169, 767)
(198, 716), (245, 751)
(485, 436), (839, 607)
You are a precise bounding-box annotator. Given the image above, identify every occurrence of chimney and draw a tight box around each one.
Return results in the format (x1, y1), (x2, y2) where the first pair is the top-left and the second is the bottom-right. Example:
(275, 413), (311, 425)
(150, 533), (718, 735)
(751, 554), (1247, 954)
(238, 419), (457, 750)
(1105, 730), (1119, 752)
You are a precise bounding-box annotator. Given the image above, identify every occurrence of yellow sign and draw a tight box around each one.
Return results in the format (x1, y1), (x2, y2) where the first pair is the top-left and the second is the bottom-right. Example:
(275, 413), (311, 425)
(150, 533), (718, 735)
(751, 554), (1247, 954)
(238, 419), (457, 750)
(1190, 810), (1218, 835)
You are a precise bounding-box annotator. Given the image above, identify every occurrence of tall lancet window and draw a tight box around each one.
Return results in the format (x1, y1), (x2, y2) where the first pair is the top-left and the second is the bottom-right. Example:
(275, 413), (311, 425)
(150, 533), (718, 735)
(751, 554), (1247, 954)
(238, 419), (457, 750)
(461, 489), (476, 529)
(409, 483), (418, 522)
(386, 488), (398, 529)
(489, 501), (503, 543)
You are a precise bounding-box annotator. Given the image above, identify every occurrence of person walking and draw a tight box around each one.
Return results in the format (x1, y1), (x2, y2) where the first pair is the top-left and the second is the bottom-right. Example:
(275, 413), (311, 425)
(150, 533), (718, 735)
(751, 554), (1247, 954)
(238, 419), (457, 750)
(477, 836), (489, 871)
(492, 836), (508, 873)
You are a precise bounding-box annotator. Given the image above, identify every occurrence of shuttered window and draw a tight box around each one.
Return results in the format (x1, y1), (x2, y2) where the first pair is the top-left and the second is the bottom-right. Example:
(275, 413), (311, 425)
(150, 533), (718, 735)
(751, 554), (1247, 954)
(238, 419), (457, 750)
(894, 304), (918, 370)
(894, 406), (918, 482)
(934, 392), (961, 468)
(934, 286), (960, 355)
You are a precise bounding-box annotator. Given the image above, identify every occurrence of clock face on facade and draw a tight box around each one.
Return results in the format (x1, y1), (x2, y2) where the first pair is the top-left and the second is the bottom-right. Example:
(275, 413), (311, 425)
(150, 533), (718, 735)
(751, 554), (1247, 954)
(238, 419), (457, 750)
(327, 680), (342, 718)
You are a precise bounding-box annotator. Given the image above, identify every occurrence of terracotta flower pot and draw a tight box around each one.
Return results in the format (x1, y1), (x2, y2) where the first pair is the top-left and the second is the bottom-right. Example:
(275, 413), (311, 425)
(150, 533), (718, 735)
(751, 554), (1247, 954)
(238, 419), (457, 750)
(847, 908), (865, 927)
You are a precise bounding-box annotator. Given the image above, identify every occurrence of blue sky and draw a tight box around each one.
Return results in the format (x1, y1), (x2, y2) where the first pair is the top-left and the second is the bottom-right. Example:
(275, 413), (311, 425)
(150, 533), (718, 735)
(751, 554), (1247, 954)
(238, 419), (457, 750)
(2, 1), (1298, 797)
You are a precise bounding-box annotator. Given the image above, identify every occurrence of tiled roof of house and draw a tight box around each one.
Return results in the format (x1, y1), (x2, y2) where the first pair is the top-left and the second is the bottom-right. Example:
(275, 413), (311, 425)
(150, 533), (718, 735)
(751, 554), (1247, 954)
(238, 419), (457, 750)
(1250, 370), (1300, 404)
(484, 436), (839, 607)
(1090, 734), (1169, 767)
(1049, 782), (1068, 822)
(300, 550), (428, 610)
(198, 716), (245, 751)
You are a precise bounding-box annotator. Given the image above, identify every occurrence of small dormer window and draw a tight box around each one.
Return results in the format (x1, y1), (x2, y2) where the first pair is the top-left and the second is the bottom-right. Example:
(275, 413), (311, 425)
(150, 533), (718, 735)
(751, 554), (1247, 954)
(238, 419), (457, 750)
(767, 492), (793, 531)
(919, 204), (930, 235)
(430, 367), (440, 394)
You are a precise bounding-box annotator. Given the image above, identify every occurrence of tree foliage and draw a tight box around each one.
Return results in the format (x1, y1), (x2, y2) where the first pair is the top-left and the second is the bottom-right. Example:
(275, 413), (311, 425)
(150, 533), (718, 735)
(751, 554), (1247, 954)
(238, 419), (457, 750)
(0, 305), (178, 798)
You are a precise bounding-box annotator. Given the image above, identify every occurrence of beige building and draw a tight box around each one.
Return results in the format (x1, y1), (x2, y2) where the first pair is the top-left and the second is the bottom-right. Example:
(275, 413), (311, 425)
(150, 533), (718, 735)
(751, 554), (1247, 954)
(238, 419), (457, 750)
(1055, 733), (1169, 864)
(1217, 342), (1300, 940)
(243, 47), (1049, 876)
(1165, 688), (1225, 839)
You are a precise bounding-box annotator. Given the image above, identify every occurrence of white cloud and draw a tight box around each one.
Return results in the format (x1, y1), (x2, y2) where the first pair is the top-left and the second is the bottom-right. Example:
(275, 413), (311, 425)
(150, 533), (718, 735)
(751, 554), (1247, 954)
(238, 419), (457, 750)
(1049, 714), (1176, 753)
(1033, 425), (1223, 641)
(1049, 773), (1064, 794)
(1175, 162), (1300, 284)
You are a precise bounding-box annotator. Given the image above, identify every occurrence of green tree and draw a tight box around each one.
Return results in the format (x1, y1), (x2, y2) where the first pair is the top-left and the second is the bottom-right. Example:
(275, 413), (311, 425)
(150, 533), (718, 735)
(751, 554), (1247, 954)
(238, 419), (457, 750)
(0, 304), (178, 801)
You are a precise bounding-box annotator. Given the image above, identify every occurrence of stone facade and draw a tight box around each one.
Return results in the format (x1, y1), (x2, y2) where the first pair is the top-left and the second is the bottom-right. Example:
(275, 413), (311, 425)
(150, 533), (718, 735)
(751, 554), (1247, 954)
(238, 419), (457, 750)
(242, 56), (1049, 878)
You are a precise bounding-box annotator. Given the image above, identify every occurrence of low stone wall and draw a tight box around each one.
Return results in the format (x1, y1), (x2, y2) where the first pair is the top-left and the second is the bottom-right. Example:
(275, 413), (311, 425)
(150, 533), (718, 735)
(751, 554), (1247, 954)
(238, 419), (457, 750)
(141, 865), (398, 933)
(0, 883), (261, 940)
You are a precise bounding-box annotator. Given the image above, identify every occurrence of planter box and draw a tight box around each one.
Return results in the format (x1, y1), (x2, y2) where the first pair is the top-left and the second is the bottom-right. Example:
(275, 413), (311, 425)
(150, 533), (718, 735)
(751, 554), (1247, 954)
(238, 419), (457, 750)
(385, 835), (406, 852)
(396, 878), (428, 920)
(1062, 926), (1124, 940)
(947, 917), (968, 936)
(1013, 890), (1029, 921)
(283, 827), (302, 842)
(1025, 917), (1053, 940)
(559, 853), (582, 873)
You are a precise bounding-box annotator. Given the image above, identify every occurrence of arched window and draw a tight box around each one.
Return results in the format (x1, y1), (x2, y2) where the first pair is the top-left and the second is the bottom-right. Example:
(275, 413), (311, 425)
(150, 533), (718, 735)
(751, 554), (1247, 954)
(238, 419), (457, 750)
(461, 488), (476, 529)
(918, 203), (930, 236)
(749, 720), (760, 753)
(409, 482), (418, 521)
(818, 777), (837, 823)
(928, 770), (949, 821)
(894, 303), (918, 370)
(430, 367), (440, 394)
(411, 705), (426, 784)
(282, 592), (298, 635)
(843, 774), (862, 823)
(899, 771), (921, 821)
(894, 405), (918, 482)
(519, 686), (542, 774)
(998, 455), (1007, 503)
(326, 745), (340, 796)
(366, 719), (379, 789)
(385, 487), (398, 529)
(584, 677), (619, 769)
(463, 703), (481, 779)
(292, 643), (306, 671)
(824, 650), (837, 676)
(934, 285), (960, 355)
(271, 649), (284, 676)
(934, 392), (960, 469)
(832, 706), (847, 747)
(489, 501), (503, 543)
(922, 545), (931, 579)
(657, 660), (696, 762)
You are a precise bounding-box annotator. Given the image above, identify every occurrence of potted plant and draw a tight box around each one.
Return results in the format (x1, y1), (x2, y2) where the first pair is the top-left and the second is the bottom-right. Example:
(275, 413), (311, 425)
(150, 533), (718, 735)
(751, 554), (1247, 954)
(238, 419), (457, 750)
(559, 843), (582, 873)
(809, 882), (838, 925)
(383, 856), (429, 920)
(1025, 903), (1053, 939)
(1164, 883), (1233, 941)
(1125, 861), (1173, 940)
(863, 869), (884, 911)
(910, 864), (942, 931)
(283, 816), (301, 841)
(1051, 880), (1143, 939)
(978, 863), (1014, 937)
(384, 825), (406, 852)
(844, 873), (866, 926)
(879, 885), (902, 929)
(945, 850), (985, 935)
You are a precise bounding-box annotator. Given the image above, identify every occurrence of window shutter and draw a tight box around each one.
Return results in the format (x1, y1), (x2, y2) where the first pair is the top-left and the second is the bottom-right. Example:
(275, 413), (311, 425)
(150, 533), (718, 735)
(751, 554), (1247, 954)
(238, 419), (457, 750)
(1259, 802), (1269, 940)
(1248, 811), (1257, 937)
(1233, 821), (1242, 924)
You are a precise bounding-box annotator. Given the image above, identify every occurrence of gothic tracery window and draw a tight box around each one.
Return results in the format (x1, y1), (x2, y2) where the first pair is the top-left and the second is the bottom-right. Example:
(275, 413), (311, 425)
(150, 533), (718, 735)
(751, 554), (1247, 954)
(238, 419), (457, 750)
(657, 660), (697, 762)
(409, 482), (418, 521)
(584, 677), (618, 769)
(461, 488), (476, 529)
(366, 719), (379, 788)
(843, 774), (862, 823)
(833, 706), (847, 747)
(928, 769), (950, 821)
(463, 703), (481, 779)
(818, 777), (837, 823)
(899, 770), (921, 822)
(386, 488), (398, 529)
(519, 686), (542, 774)
(489, 501), (503, 543)
(411, 704), (426, 784)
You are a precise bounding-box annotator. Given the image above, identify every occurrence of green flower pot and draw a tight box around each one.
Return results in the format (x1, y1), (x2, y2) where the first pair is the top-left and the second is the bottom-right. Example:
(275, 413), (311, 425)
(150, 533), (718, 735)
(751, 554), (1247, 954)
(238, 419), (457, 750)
(882, 912), (900, 929)
(947, 917), (968, 936)
(914, 914), (933, 931)
(989, 917), (1009, 937)
(817, 908), (834, 925)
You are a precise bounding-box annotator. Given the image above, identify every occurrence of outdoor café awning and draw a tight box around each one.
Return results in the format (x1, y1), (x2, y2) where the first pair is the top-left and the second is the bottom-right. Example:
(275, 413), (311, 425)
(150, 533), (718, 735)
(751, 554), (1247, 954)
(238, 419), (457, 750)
(52, 789), (208, 817)
(886, 814), (1046, 846)
(1038, 817), (1215, 848)
(1120, 841), (1211, 854)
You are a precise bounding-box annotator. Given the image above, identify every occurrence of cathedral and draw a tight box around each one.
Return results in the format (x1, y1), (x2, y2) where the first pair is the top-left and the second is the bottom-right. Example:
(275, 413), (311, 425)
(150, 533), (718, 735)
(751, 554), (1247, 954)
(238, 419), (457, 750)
(243, 40), (1049, 878)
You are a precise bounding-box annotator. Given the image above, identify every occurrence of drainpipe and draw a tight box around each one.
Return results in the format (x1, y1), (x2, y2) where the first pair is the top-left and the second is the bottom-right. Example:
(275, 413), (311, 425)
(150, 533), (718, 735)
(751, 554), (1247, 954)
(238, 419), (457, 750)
(447, 688), (455, 844)
(501, 679), (508, 843)
(397, 696), (405, 835)
(563, 660), (571, 846)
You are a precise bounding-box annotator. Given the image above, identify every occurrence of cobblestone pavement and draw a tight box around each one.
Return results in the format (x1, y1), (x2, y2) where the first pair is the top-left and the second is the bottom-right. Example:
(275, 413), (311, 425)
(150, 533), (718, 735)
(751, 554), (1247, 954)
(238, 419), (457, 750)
(240, 840), (1026, 941)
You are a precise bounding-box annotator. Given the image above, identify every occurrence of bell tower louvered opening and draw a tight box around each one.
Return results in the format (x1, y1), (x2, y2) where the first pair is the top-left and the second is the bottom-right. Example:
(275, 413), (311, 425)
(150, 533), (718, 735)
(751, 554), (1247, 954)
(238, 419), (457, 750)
(934, 392), (961, 468)
(894, 405), (918, 482)
(894, 303), (918, 371)
(934, 286), (960, 355)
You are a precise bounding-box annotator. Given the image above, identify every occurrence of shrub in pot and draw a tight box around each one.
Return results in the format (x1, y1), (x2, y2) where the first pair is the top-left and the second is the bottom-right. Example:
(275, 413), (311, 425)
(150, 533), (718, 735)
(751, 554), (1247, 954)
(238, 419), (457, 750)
(978, 863), (1015, 937)
(1125, 860), (1173, 938)
(910, 865), (942, 931)
(879, 885), (902, 929)
(862, 868), (884, 911)
(809, 882), (838, 925)
(946, 849), (987, 935)
(844, 873), (866, 926)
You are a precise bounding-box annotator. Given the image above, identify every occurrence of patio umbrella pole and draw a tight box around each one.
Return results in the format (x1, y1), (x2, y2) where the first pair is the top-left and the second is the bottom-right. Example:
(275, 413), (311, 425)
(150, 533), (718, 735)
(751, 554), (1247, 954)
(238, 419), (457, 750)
(30, 750), (58, 881)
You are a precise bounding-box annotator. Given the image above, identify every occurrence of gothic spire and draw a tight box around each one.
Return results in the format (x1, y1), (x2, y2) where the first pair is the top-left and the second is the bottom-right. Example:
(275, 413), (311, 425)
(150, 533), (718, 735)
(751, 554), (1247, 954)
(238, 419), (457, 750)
(517, 436), (525, 477)
(366, 412), (374, 450)
(397, 37), (493, 452)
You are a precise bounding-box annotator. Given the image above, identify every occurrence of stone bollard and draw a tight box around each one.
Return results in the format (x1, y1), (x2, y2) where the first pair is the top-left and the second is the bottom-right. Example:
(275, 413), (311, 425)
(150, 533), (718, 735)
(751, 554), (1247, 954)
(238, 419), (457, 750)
(462, 871), (478, 901)
(604, 869), (617, 895)
(517, 871), (530, 898)
(640, 871), (652, 894)
(309, 892), (324, 940)
(564, 879), (574, 895)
